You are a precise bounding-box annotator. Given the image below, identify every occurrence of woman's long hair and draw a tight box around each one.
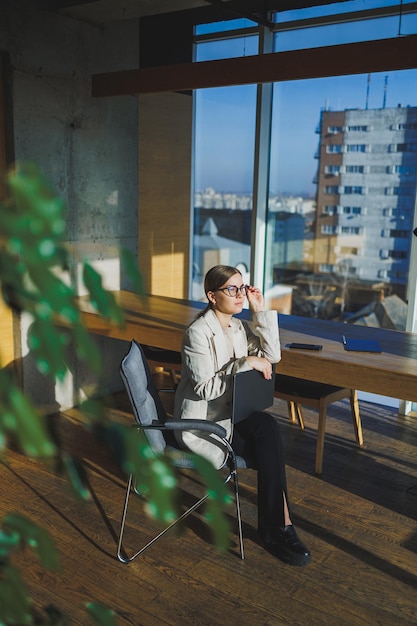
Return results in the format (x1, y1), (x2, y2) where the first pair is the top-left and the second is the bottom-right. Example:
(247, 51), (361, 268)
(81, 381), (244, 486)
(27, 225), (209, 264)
(196, 264), (242, 319)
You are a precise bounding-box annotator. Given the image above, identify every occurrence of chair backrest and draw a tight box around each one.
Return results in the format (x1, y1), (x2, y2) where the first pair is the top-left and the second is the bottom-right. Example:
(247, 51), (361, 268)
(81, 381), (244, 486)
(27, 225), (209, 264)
(120, 340), (168, 455)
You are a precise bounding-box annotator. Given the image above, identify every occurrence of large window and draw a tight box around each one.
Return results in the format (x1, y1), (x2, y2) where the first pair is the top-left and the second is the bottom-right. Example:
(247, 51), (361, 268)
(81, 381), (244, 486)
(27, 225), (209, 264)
(192, 28), (258, 299)
(192, 83), (257, 299)
(274, 0), (417, 50)
(191, 5), (417, 408)
(265, 70), (417, 325)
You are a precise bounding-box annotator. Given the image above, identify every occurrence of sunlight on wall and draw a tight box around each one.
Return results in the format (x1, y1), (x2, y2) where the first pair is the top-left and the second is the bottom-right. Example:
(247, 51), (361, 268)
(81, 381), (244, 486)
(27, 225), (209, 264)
(76, 257), (121, 296)
(152, 252), (184, 297)
(66, 243), (121, 296)
(0, 296), (14, 368)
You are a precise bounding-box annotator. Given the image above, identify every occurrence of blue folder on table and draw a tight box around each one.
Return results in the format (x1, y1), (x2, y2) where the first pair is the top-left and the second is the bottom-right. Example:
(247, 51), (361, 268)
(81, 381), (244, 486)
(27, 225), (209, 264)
(342, 335), (381, 353)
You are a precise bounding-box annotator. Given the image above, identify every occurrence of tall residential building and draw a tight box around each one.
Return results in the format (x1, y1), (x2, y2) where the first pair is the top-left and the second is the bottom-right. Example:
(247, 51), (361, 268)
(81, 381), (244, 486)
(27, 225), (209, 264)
(314, 106), (417, 297)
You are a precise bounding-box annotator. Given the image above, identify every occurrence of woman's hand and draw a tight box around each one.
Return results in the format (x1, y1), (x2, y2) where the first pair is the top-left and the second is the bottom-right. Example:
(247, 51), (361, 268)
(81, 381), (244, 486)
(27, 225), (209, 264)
(246, 356), (273, 379)
(246, 285), (265, 313)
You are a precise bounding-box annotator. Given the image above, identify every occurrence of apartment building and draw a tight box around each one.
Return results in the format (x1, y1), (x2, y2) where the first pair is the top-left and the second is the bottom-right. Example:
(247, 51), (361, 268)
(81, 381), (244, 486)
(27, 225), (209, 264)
(314, 105), (417, 298)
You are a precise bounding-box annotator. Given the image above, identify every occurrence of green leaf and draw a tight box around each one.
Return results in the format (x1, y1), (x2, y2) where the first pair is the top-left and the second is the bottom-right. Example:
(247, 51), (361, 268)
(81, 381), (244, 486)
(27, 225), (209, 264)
(2, 383), (56, 458)
(106, 424), (179, 525)
(86, 602), (118, 626)
(27, 319), (68, 380)
(0, 563), (32, 625)
(28, 266), (78, 323)
(2, 513), (60, 571)
(62, 454), (91, 502)
(120, 248), (146, 298)
(72, 323), (102, 375)
(42, 604), (72, 626)
(79, 397), (108, 427)
(190, 453), (232, 551)
(0, 529), (20, 558)
(82, 263), (124, 326)
(7, 162), (65, 230)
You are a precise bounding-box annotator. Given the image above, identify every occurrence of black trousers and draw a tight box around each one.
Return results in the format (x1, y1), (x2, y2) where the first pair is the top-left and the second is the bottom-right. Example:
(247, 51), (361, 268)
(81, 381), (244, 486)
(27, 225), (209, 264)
(232, 411), (290, 542)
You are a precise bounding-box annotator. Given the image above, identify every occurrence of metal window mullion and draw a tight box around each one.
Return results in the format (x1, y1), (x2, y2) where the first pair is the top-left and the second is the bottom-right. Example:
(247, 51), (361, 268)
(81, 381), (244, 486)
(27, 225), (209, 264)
(250, 26), (273, 290)
(272, 3), (417, 33)
(400, 183), (417, 415)
(193, 4), (417, 40)
(195, 26), (260, 44)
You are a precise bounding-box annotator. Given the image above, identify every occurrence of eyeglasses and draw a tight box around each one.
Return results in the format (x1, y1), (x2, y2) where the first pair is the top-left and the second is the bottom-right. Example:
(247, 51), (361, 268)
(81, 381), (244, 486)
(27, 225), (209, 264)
(216, 284), (248, 297)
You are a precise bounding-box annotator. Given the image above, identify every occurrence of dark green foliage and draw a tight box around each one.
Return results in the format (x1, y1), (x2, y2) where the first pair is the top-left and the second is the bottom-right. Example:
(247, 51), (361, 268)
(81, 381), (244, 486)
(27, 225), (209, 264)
(0, 163), (230, 625)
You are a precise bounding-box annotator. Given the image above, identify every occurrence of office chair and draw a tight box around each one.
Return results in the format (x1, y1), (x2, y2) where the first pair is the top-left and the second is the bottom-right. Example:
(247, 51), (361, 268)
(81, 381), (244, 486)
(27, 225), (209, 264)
(274, 374), (363, 475)
(118, 340), (249, 563)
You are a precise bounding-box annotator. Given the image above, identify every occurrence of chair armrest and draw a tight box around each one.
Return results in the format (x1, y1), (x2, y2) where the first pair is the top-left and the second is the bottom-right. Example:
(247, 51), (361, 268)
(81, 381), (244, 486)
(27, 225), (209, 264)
(165, 420), (227, 439)
(144, 419), (227, 439)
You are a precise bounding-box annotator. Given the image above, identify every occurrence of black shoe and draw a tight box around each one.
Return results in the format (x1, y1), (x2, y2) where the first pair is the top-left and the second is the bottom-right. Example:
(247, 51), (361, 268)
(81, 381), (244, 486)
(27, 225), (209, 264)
(263, 525), (311, 566)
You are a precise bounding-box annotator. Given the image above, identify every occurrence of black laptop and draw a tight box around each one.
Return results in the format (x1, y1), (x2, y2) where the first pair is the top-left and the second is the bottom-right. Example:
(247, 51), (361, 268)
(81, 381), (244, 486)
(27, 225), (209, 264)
(232, 369), (276, 424)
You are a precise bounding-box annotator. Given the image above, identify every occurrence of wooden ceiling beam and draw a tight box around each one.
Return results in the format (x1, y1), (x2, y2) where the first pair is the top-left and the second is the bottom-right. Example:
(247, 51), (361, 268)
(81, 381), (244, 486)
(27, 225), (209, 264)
(92, 35), (417, 97)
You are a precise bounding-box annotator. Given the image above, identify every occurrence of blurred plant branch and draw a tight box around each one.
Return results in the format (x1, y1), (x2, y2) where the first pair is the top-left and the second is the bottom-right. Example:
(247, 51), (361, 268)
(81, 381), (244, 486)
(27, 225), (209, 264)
(0, 163), (229, 625)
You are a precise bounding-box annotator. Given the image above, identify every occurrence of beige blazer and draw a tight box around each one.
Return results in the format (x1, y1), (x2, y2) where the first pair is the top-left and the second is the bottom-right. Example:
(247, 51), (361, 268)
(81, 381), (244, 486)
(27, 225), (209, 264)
(173, 307), (281, 469)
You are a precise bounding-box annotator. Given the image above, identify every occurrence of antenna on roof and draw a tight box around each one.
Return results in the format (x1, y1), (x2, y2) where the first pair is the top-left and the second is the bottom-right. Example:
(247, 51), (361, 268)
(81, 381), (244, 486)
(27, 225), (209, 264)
(365, 73), (370, 110)
(383, 75), (388, 109)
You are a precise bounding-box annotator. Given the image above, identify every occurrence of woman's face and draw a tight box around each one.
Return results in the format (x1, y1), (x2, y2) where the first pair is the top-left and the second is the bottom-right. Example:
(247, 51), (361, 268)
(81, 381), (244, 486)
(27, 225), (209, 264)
(208, 272), (246, 316)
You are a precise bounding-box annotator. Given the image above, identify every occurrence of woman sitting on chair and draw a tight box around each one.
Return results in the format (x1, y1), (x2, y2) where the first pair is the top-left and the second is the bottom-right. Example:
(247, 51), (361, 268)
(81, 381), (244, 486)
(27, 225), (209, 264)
(174, 264), (311, 566)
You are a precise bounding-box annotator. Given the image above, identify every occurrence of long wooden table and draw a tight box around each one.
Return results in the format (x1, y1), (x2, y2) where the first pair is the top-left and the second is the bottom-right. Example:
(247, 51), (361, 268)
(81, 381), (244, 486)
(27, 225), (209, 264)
(78, 290), (417, 403)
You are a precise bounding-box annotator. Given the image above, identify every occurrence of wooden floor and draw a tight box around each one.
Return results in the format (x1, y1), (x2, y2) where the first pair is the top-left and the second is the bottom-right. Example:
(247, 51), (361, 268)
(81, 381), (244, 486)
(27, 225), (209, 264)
(1, 382), (417, 626)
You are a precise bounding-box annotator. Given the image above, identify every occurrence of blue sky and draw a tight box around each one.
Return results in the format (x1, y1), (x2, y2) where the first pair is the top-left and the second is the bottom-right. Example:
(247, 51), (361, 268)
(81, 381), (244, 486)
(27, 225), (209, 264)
(195, 70), (417, 195)
(194, 3), (417, 195)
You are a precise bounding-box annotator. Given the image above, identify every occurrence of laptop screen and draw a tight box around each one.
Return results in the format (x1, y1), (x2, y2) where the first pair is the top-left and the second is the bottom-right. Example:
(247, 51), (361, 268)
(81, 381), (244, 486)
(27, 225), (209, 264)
(232, 369), (276, 424)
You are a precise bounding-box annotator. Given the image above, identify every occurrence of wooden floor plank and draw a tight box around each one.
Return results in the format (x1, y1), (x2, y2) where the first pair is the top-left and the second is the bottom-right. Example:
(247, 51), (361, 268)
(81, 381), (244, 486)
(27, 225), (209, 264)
(1, 390), (417, 625)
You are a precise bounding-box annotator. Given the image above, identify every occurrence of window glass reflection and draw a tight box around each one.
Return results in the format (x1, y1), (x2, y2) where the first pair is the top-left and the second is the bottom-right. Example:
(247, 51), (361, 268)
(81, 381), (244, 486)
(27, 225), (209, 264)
(265, 70), (417, 326)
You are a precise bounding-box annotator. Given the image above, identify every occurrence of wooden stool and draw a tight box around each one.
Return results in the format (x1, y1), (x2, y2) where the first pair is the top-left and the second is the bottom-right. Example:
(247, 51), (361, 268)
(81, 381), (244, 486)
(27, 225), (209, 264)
(274, 374), (363, 474)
